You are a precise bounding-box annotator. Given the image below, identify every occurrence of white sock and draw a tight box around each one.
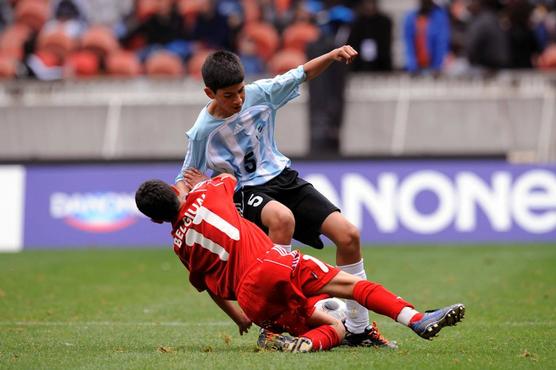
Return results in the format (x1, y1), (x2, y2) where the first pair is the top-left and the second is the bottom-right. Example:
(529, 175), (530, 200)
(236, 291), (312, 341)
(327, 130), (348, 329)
(338, 259), (370, 334)
(396, 307), (420, 326)
(273, 244), (291, 253)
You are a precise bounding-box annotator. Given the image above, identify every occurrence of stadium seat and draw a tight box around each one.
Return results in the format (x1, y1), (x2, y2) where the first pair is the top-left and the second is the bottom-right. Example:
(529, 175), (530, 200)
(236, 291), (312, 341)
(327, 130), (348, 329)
(282, 22), (320, 53)
(0, 55), (18, 79)
(177, 0), (202, 27)
(538, 44), (556, 70)
(145, 50), (184, 77)
(0, 23), (32, 60)
(64, 50), (101, 78)
(186, 49), (212, 79)
(81, 26), (119, 58)
(240, 22), (279, 61)
(136, 0), (159, 21)
(267, 49), (306, 75)
(242, 0), (261, 24)
(106, 51), (142, 77)
(14, 0), (50, 32)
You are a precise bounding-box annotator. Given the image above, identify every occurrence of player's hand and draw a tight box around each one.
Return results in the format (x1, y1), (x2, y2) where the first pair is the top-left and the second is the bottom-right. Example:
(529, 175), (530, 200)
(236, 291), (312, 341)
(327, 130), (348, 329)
(332, 45), (358, 64)
(236, 315), (252, 336)
(183, 168), (208, 190)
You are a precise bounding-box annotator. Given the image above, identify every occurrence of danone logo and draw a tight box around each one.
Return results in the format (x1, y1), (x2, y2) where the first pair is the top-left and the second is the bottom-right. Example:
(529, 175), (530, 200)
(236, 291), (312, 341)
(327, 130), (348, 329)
(308, 169), (556, 235)
(50, 192), (141, 233)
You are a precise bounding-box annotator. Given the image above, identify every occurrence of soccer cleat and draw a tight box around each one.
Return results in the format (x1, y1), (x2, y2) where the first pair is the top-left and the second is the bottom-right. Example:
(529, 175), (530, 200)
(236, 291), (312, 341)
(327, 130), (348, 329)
(343, 321), (398, 349)
(257, 329), (313, 353)
(410, 303), (465, 340)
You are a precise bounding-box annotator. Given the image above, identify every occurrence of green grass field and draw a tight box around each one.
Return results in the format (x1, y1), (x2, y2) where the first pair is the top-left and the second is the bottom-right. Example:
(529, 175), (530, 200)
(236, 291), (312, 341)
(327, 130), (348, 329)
(1, 244), (555, 369)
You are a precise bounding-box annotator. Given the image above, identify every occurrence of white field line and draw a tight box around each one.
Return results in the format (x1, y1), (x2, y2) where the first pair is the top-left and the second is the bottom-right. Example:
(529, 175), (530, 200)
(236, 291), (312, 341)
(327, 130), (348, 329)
(0, 321), (554, 328)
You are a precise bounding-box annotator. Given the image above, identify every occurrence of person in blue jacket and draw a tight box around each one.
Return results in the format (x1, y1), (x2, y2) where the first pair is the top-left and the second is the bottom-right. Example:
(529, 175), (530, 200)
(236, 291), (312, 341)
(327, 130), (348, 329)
(403, 0), (450, 74)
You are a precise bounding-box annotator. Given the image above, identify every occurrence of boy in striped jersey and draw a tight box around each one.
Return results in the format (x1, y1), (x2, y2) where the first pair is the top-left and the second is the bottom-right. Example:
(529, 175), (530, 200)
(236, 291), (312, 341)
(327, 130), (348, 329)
(135, 175), (465, 352)
(175, 47), (389, 346)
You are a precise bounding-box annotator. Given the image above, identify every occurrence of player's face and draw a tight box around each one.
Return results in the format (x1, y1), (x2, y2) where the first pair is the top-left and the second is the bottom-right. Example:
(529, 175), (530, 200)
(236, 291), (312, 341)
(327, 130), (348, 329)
(208, 82), (246, 118)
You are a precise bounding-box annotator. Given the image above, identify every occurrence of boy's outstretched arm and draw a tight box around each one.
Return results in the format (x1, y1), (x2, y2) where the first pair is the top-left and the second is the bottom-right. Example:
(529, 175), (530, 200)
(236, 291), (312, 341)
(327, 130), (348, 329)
(208, 291), (252, 335)
(303, 45), (358, 81)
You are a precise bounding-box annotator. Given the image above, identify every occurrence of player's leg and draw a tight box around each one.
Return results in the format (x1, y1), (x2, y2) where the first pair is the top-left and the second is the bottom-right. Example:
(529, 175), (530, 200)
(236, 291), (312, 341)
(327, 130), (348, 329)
(318, 209), (379, 344)
(319, 270), (465, 340)
(260, 201), (295, 250)
(234, 189), (295, 252)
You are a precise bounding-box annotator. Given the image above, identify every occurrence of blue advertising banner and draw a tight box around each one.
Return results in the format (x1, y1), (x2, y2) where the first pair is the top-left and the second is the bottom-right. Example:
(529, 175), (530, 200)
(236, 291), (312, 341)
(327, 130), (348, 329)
(23, 161), (556, 248)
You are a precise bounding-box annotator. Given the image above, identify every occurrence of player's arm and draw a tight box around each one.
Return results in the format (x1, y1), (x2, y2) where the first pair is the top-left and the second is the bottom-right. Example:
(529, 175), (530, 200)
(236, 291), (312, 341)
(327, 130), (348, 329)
(303, 45), (358, 81)
(208, 291), (252, 335)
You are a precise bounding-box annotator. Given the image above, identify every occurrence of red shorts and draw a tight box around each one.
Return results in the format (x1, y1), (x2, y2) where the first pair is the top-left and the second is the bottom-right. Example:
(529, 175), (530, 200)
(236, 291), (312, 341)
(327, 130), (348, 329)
(237, 247), (339, 336)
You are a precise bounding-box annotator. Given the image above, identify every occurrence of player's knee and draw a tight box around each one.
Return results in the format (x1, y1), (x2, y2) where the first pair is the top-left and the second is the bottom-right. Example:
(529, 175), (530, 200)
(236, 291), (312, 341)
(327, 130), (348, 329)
(336, 223), (360, 250)
(267, 208), (295, 234)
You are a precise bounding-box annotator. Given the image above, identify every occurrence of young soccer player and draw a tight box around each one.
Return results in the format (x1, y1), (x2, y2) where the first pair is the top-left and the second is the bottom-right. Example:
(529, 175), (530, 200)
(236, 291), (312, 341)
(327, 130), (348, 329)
(175, 47), (385, 346)
(135, 175), (465, 353)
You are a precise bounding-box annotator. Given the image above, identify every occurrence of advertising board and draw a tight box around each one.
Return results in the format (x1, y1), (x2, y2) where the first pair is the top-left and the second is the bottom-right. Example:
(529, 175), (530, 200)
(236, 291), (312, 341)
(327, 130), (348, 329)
(21, 161), (556, 248)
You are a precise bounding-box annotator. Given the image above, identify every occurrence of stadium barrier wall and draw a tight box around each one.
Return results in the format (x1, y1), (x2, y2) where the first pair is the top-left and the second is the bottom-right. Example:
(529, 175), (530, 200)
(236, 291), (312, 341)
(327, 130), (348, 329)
(2, 160), (555, 251)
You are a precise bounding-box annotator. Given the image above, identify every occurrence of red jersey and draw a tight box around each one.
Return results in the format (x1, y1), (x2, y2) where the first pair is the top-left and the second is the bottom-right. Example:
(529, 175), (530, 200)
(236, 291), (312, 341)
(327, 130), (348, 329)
(171, 176), (272, 300)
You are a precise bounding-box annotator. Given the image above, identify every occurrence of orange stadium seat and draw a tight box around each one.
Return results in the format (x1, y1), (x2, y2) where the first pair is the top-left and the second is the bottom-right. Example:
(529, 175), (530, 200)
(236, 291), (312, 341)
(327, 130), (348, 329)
(136, 0), (159, 21)
(186, 48), (212, 79)
(0, 55), (18, 79)
(14, 0), (50, 32)
(145, 51), (184, 77)
(538, 44), (556, 70)
(241, 22), (279, 61)
(282, 22), (320, 53)
(106, 51), (142, 77)
(64, 50), (100, 78)
(267, 49), (306, 75)
(0, 23), (32, 60)
(177, 0), (203, 26)
(81, 26), (120, 58)
(242, 0), (261, 24)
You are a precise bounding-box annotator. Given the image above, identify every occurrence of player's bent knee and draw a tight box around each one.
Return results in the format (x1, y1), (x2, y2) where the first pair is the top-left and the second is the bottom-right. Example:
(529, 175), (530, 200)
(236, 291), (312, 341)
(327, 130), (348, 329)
(336, 224), (360, 249)
(266, 207), (295, 233)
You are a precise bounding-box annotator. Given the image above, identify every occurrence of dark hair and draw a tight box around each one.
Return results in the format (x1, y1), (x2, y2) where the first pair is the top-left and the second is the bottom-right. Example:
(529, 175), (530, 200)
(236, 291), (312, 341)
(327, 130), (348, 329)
(135, 180), (180, 223)
(202, 50), (244, 92)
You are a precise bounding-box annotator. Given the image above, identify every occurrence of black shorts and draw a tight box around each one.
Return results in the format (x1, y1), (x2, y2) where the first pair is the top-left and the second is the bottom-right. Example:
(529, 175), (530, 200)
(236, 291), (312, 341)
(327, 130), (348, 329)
(233, 168), (340, 249)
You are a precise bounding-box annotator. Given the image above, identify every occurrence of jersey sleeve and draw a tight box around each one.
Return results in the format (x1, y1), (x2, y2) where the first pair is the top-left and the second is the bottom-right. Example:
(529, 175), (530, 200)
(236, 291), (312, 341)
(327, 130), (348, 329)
(176, 136), (208, 183)
(249, 65), (306, 110)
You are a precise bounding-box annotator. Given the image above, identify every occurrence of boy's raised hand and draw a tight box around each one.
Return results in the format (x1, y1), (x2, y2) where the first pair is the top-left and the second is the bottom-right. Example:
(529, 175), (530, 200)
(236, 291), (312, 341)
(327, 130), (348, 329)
(332, 45), (358, 64)
(183, 168), (209, 190)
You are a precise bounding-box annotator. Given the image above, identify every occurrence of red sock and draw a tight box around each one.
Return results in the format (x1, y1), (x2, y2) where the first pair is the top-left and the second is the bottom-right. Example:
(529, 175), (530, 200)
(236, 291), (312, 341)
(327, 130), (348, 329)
(352, 280), (414, 320)
(301, 325), (341, 351)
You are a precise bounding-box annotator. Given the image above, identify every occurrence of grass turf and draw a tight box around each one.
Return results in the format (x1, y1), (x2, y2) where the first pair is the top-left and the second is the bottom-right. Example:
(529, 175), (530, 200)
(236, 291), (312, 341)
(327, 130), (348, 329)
(1, 244), (555, 369)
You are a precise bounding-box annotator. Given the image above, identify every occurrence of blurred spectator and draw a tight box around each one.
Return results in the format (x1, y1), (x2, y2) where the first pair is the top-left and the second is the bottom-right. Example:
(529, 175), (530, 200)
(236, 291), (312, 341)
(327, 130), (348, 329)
(83, 0), (133, 28)
(347, 0), (392, 72)
(119, 0), (191, 62)
(531, 2), (556, 50)
(191, 0), (235, 51)
(306, 4), (353, 157)
(465, 0), (510, 71)
(25, 0), (89, 80)
(443, 0), (471, 75)
(403, 0), (450, 74)
(44, 0), (89, 38)
(237, 35), (265, 76)
(0, 0), (12, 33)
(506, 0), (541, 68)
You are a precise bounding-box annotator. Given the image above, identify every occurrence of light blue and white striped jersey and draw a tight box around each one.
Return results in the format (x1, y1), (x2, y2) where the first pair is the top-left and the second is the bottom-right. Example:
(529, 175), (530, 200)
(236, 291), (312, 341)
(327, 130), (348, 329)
(176, 65), (306, 189)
